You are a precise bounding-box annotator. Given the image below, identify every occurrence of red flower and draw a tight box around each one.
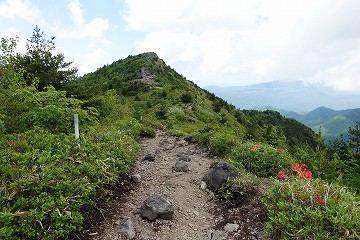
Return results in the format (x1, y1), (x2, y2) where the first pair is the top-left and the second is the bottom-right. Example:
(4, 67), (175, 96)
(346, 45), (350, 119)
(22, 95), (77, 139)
(291, 163), (301, 173)
(291, 163), (312, 179)
(20, 135), (29, 141)
(251, 144), (260, 150)
(276, 148), (285, 153)
(7, 141), (16, 146)
(277, 171), (286, 179)
(314, 195), (325, 205)
(302, 170), (312, 179)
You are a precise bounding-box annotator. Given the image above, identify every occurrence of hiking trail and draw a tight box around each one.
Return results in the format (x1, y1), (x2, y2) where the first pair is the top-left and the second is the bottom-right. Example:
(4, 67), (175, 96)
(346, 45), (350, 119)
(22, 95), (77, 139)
(73, 130), (266, 240)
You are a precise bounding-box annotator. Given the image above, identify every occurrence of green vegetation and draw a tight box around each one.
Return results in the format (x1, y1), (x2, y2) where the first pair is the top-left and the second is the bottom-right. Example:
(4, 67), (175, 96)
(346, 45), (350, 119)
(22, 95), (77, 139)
(230, 142), (293, 178)
(219, 170), (260, 202)
(264, 175), (359, 239)
(1, 28), (359, 239)
(282, 106), (360, 143)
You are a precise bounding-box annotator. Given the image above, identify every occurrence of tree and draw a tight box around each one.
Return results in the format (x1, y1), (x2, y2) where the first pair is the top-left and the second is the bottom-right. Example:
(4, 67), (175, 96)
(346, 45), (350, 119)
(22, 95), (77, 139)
(348, 122), (360, 154)
(17, 26), (78, 90)
(0, 36), (25, 88)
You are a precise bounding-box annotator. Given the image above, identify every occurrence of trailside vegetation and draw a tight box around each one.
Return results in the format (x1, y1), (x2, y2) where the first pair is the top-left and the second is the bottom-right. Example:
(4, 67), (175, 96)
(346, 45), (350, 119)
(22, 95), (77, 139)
(0, 28), (359, 239)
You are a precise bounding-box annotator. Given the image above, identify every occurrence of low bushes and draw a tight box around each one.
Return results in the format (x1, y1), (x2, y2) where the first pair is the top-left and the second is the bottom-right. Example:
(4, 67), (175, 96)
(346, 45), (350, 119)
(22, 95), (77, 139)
(219, 170), (260, 202)
(231, 142), (293, 177)
(263, 175), (360, 239)
(0, 126), (139, 239)
(229, 143), (360, 239)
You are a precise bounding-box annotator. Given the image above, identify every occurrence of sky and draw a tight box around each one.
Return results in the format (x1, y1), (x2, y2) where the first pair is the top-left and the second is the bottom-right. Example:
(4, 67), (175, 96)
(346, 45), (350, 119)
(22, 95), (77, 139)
(1, 0), (360, 93)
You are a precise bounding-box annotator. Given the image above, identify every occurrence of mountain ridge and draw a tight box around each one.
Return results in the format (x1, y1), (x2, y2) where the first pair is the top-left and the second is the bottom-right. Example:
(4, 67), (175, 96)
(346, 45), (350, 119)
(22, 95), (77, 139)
(276, 106), (360, 142)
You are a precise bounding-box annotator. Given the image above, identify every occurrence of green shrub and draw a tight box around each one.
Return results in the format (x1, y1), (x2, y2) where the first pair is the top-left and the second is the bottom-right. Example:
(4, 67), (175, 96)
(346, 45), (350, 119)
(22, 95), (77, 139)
(180, 92), (193, 103)
(0, 126), (139, 239)
(0, 86), (97, 134)
(139, 126), (156, 138)
(167, 107), (187, 122)
(263, 176), (360, 239)
(219, 170), (260, 202)
(155, 105), (167, 120)
(208, 131), (237, 156)
(231, 142), (293, 177)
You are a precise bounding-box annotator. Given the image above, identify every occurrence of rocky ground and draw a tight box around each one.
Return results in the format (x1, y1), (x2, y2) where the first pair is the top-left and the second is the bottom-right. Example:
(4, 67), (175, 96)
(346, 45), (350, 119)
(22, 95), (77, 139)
(71, 130), (267, 240)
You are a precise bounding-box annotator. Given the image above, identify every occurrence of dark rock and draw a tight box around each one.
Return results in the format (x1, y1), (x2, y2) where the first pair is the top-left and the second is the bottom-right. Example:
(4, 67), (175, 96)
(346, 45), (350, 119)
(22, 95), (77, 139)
(140, 194), (174, 221)
(184, 135), (194, 143)
(119, 218), (135, 239)
(142, 153), (155, 162)
(207, 161), (237, 190)
(139, 128), (156, 138)
(188, 119), (196, 123)
(174, 160), (189, 172)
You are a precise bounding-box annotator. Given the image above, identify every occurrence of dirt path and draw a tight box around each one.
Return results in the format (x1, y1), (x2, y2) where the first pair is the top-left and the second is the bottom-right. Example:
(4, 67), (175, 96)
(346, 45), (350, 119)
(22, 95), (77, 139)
(74, 130), (266, 240)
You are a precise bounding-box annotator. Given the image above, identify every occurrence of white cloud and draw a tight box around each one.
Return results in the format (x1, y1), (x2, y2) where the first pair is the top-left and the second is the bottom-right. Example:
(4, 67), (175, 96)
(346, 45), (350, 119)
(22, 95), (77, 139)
(123, 0), (360, 92)
(78, 48), (110, 74)
(54, 0), (109, 39)
(0, 0), (41, 22)
(307, 51), (360, 93)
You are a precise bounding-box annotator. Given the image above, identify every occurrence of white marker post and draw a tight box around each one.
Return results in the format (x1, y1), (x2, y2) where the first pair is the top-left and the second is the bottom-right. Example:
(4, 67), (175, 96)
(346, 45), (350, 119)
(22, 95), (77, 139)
(74, 114), (79, 139)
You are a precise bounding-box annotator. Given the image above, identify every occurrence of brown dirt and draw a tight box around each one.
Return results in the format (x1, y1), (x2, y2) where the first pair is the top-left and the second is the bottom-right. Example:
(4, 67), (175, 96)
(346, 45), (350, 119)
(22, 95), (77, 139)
(70, 130), (267, 240)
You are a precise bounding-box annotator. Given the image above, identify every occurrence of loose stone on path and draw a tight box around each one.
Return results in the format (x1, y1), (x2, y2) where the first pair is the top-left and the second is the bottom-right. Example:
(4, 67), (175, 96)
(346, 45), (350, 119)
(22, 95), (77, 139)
(80, 130), (266, 240)
(118, 218), (135, 239)
(140, 194), (174, 221)
(174, 160), (189, 172)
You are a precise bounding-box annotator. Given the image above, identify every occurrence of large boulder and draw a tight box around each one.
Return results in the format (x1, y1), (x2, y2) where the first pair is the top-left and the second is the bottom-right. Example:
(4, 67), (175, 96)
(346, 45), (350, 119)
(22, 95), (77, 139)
(140, 194), (174, 221)
(207, 161), (237, 190)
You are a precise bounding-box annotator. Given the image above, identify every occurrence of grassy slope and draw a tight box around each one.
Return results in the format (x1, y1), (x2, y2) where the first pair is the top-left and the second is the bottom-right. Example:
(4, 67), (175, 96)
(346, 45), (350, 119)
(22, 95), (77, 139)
(68, 52), (319, 151)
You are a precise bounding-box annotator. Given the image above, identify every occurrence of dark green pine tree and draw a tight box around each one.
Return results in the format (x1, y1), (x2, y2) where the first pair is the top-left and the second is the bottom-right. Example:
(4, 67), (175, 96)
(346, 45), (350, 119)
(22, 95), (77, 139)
(349, 122), (360, 155)
(17, 25), (78, 90)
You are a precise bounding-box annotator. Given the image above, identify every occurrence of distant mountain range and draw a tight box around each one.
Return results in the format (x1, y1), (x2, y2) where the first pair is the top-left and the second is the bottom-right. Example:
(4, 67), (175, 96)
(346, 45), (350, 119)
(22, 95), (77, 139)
(205, 81), (360, 112)
(205, 81), (360, 142)
(278, 106), (360, 142)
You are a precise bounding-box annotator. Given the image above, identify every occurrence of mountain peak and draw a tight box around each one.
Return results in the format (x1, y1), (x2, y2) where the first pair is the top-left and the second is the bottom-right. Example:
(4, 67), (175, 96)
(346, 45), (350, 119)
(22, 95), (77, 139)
(311, 106), (335, 113)
(138, 52), (159, 60)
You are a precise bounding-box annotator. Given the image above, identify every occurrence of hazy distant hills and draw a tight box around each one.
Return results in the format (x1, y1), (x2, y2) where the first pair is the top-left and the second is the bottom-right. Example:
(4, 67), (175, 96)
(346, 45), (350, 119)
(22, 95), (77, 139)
(205, 81), (360, 142)
(278, 107), (360, 142)
(205, 81), (360, 112)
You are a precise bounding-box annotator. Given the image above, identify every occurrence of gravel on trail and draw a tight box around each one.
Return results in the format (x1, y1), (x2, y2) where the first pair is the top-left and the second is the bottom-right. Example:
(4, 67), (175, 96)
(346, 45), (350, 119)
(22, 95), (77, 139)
(72, 130), (267, 240)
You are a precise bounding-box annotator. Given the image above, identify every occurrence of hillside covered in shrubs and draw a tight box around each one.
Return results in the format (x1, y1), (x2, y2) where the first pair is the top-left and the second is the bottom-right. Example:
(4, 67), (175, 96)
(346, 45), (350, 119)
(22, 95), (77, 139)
(0, 28), (359, 239)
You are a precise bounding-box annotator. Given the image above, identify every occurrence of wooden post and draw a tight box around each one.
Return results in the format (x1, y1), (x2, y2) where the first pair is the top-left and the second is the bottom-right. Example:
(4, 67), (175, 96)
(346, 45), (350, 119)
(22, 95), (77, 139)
(74, 114), (79, 139)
